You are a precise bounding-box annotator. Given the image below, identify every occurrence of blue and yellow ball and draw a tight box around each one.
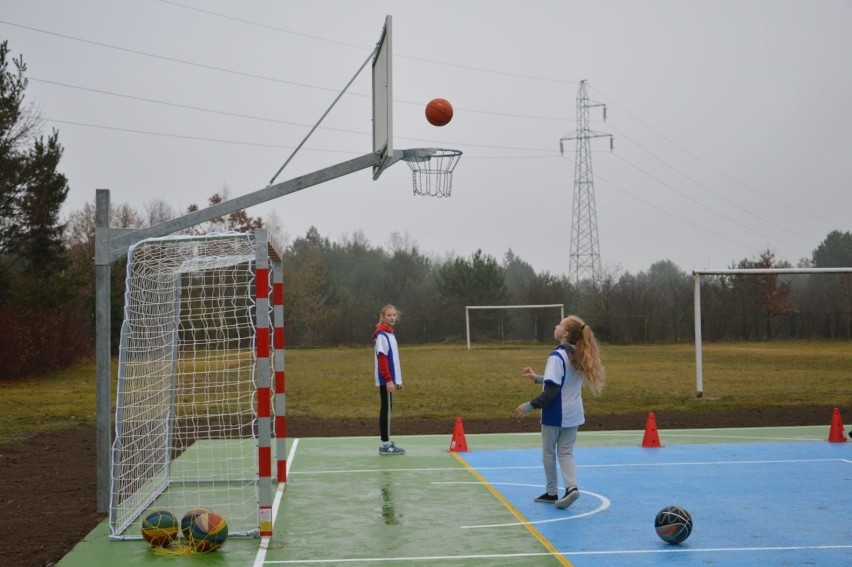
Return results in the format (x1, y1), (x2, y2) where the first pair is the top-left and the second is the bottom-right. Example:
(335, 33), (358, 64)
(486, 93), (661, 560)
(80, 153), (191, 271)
(180, 506), (212, 540)
(188, 511), (229, 552)
(141, 510), (179, 547)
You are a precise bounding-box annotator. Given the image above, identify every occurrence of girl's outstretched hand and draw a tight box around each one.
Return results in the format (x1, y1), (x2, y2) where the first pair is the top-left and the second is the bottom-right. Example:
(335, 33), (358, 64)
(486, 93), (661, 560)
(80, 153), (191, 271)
(521, 367), (538, 382)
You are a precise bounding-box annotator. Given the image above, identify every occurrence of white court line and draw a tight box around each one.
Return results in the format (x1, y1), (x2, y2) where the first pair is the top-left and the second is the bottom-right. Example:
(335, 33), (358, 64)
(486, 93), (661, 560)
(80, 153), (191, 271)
(262, 545), (852, 564)
(270, 429), (824, 443)
(290, 465), (473, 475)
(580, 458), (849, 469)
(437, 458), (848, 471)
(429, 481), (611, 528)
(328, 457), (847, 475)
(659, 432), (825, 442)
(253, 438), (300, 567)
(562, 544), (852, 557)
(264, 551), (576, 564)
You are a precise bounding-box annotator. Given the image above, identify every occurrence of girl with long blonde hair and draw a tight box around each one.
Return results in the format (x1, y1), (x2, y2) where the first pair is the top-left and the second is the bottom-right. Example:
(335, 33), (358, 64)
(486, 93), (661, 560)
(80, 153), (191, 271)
(515, 315), (606, 508)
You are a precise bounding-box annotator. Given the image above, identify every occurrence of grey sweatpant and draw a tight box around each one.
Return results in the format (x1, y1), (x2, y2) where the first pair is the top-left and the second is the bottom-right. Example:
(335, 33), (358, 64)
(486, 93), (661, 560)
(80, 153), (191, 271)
(541, 424), (578, 495)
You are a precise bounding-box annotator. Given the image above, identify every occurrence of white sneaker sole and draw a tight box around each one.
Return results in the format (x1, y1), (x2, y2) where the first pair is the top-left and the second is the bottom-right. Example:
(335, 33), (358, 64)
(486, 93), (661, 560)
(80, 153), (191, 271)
(555, 489), (579, 509)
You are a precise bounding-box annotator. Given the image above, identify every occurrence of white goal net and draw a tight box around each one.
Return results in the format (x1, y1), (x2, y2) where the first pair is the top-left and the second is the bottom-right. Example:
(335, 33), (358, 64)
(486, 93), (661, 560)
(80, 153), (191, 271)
(109, 231), (281, 539)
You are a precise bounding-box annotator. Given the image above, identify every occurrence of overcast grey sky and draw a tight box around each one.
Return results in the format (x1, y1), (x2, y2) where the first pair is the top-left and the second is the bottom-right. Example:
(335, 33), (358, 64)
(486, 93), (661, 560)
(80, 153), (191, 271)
(2, 0), (850, 275)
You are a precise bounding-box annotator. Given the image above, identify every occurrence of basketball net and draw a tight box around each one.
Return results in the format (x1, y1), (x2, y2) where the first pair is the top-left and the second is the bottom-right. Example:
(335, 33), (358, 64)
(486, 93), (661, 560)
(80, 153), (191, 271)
(403, 148), (462, 198)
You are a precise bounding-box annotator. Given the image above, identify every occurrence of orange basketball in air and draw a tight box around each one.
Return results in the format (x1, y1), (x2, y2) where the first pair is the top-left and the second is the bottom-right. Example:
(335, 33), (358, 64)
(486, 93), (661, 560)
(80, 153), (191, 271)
(425, 98), (453, 126)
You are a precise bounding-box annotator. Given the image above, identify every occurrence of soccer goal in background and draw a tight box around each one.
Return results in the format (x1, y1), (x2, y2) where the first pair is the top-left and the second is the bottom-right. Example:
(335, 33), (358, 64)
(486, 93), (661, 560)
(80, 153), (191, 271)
(108, 231), (284, 539)
(692, 267), (852, 398)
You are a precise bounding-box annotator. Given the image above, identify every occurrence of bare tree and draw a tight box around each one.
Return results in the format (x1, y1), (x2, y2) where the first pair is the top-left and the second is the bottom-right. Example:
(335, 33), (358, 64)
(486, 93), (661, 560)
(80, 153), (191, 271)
(144, 198), (175, 226)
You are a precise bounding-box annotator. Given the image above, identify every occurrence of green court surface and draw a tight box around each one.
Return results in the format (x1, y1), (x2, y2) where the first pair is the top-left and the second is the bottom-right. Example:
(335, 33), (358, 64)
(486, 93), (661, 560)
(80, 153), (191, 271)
(58, 425), (848, 566)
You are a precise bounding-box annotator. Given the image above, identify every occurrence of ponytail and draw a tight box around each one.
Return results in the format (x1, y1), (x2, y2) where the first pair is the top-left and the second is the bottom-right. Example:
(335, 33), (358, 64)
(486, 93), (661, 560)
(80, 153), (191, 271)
(566, 316), (606, 395)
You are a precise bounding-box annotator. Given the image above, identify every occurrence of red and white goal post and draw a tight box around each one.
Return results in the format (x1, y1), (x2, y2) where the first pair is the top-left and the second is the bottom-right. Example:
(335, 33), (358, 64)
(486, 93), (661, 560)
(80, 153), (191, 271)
(108, 230), (286, 539)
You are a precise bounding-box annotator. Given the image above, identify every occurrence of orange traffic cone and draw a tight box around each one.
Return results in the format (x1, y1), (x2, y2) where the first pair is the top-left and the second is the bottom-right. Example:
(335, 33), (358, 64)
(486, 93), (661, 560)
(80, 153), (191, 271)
(641, 412), (663, 448)
(827, 407), (847, 443)
(449, 416), (469, 452)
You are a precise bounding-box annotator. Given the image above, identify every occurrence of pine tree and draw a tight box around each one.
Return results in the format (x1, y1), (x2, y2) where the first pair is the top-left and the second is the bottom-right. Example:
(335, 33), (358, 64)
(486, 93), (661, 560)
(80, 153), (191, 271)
(0, 40), (79, 378)
(0, 40), (69, 289)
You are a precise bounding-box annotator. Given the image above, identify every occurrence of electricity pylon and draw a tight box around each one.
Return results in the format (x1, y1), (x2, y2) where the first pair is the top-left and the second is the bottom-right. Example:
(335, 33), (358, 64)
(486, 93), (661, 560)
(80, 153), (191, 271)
(559, 80), (613, 285)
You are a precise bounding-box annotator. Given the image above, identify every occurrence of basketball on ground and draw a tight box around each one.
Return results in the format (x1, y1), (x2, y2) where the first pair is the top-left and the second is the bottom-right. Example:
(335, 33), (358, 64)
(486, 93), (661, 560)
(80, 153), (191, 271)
(188, 511), (229, 552)
(654, 505), (693, 544)
(141, 510), (179, 547)
(180, 507), (212, 540)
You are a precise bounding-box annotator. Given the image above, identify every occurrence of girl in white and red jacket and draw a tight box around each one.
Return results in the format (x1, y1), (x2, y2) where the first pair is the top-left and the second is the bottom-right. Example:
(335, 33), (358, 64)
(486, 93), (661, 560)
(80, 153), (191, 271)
(372, 304), (405, 455)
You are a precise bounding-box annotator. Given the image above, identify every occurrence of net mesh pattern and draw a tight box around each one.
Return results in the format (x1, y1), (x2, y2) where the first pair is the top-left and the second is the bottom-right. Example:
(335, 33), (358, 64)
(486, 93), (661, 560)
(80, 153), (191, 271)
(109, 232), (274, 539)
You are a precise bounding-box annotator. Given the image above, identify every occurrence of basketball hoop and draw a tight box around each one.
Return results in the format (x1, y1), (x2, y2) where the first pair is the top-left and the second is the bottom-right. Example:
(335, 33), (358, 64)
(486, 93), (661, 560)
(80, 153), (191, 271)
(402, 148), (462, 198)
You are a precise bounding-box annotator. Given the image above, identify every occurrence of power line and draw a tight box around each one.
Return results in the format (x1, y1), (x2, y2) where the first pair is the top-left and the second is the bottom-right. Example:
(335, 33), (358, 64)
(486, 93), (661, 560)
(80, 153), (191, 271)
(44, 118), (354, 153)
(0, 19), (345, 92)
(588, 84), (840, 227)
(596, 172), (758, 251)
(31, 78), (339, 129)
(31, 78), (559, 154)
(606, 121), (816, 244)
(0, 20), (570, 122)
(47, 115), (563, 157)
(611, 152), (809, 254)
(152, 0), (579, 85)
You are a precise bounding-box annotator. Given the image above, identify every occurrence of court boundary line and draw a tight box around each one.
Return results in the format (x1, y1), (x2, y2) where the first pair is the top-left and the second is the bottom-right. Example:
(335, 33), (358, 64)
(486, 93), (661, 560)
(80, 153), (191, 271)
(285, 426), (828, 442)
(261, 551), (598, 564)
(581, 457), (850, 469)
(288, 457), (850, 477)
(261, 544), (852, 565)
(563, 544), (852, 557)
(254, 438), (300, 567)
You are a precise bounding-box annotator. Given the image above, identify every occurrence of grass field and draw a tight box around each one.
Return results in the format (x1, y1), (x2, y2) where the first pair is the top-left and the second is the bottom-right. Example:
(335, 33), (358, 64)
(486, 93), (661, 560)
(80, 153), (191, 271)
(1, 340), (850, 444)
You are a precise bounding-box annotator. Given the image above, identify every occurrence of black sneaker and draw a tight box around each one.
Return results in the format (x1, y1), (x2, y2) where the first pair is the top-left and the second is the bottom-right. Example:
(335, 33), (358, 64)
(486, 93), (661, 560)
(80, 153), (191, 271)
(534, 492), (558, 503)
(556, 487), (579, 509)
(379, 441), (406, 456)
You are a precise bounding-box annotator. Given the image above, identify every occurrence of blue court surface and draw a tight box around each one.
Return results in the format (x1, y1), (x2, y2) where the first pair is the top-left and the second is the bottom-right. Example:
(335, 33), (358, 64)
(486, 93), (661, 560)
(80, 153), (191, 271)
(457, 441), (852, 566)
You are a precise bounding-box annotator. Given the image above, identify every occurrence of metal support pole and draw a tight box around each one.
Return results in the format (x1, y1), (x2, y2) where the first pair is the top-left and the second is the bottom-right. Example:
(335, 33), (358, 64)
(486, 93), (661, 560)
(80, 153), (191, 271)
(94, 189), (112, 512)
(465, 308), (471, 350)
(693, 273), (703, 398)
